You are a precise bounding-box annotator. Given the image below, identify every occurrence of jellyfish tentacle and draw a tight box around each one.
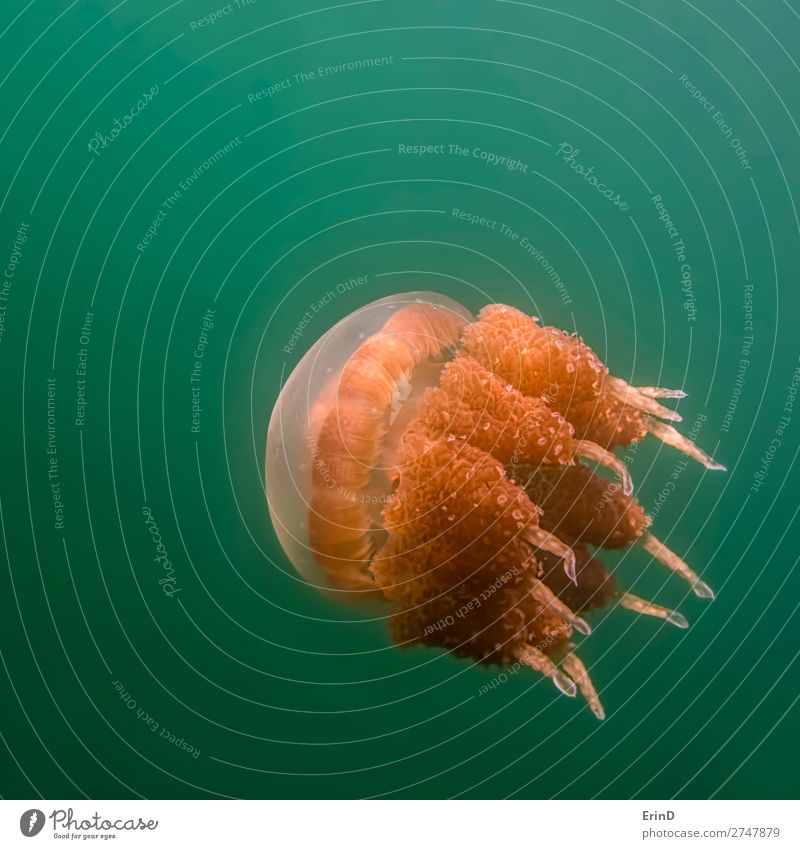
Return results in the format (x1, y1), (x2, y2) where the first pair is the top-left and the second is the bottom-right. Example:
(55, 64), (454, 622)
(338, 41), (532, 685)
(573, 439), (633, 496)
(640, 533), (715, 599)
(644, 418), (727, 471)
(566, 395), (647, 452)
(605, 376), (682, 422)
(517, 645), (577, 697)
(461, 306), (606, 409)
(525, 527), (578, 585)
(561, 653), (605, 720)
(618, 591), (689, 629)
(522, 462), (649, 551)
(530, 577), (591, 635)
(635, 385), (687, 400)
(439, 362), (636, 494)
(421, 355), (576, 466)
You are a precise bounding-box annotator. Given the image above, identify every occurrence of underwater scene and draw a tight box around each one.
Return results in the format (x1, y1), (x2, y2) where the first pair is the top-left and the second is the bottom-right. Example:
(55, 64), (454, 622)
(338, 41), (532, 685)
(0, 0), (798, 802)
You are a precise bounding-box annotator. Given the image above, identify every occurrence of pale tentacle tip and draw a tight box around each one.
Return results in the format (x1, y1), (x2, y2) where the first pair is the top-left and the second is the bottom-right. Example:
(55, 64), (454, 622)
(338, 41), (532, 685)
(574, 439), (632, 497)
(551, 669), (577, 698)
(564, 551), (578, 586)
(621, 468), (634, 497)
(666, 610), (690, 629)
(524, 529), (576, 586)
(693, 580), (715, 600)
(638, 386), (687, 400)
(590, 703), (606, 721)
(573, 617), (592, 636)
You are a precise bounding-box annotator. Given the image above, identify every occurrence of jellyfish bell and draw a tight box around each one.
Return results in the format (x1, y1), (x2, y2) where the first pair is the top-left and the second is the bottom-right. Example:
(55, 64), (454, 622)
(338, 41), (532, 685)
(266, 291), (725, 719)
(266, 291), (474, 600)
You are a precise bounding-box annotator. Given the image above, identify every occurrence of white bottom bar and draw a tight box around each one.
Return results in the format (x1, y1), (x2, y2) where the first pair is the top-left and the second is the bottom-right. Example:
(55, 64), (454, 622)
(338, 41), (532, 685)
(2, 799), (796, 848)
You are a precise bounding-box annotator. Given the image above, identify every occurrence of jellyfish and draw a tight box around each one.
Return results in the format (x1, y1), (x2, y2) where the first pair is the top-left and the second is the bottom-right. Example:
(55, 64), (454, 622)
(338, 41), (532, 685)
(267, 292), (724, 719)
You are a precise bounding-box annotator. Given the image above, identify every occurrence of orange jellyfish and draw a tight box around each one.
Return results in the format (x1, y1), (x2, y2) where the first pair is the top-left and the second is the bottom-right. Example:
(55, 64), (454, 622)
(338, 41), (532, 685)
(267, 292), (725, 719)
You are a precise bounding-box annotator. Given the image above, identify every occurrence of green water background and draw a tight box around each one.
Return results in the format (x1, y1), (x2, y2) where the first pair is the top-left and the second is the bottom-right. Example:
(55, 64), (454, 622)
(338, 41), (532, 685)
(0, 0), (798, 799)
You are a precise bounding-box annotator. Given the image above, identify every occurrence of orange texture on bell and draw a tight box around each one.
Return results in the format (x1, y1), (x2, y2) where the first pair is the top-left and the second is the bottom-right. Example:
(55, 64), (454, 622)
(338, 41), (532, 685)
(307, 304), (467, 588)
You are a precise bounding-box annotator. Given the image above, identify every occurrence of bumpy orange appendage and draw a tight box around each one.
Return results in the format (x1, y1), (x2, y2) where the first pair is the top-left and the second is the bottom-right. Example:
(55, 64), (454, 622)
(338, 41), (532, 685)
(521, 463), (650, 549)
(461, 305), (607, 410)
(420, 356), (575, 465)
(371, 435), (573, 664)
